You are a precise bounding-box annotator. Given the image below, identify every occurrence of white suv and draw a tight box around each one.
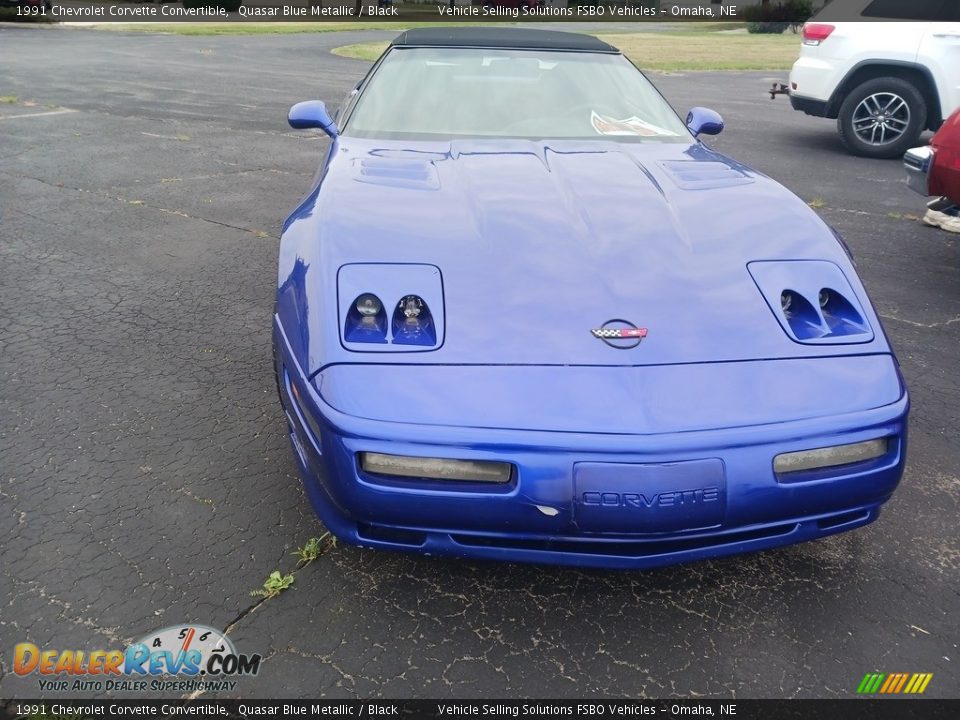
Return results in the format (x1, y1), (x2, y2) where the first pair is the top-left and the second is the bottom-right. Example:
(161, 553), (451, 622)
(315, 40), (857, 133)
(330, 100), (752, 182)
(788, 3), (960, 158)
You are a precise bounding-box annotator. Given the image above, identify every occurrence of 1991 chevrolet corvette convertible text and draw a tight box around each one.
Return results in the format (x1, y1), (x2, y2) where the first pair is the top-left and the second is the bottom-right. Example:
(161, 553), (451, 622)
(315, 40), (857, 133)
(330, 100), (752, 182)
(273, 28), (909, 569)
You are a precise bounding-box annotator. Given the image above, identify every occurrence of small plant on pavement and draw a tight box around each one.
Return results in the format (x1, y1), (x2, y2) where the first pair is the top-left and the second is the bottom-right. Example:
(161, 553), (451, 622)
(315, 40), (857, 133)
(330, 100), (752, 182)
(251, 570), (294, 598)
(293, 537), (323, 563)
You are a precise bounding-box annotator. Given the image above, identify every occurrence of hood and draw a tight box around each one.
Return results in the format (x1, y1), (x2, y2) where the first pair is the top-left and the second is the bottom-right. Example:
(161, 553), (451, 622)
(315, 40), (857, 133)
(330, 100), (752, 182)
(285, 138), (886, 373)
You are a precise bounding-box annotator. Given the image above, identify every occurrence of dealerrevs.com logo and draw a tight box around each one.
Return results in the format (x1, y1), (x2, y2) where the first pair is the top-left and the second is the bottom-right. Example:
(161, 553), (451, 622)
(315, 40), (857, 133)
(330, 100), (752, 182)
(13, 624), (261, 693)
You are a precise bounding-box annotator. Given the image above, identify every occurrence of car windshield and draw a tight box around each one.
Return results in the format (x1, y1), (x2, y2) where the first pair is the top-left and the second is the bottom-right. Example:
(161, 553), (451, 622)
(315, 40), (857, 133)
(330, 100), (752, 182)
(344, 47), (692, 142)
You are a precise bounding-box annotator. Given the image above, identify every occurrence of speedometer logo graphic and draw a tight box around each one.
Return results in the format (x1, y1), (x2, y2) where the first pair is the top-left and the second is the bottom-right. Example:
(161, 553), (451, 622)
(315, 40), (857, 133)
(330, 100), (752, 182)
(132, 624), (235, 675)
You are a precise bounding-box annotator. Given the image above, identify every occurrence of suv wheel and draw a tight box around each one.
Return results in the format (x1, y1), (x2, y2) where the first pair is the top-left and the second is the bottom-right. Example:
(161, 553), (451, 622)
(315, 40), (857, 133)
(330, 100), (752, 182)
(837, 77), (927, 159)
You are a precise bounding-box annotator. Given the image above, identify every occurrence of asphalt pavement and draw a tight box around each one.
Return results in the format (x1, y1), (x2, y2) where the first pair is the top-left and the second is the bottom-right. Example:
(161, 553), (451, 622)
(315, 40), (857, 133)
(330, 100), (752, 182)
(0, 24), (957, 701)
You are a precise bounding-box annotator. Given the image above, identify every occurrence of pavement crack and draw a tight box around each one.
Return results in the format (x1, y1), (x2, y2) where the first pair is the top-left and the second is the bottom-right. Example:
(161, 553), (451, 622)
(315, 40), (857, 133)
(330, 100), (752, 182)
(0, 169), (279, 240)
(2, 576), (127, 646)
(880, 313), (960, 329)
(182, 534), (335, 700)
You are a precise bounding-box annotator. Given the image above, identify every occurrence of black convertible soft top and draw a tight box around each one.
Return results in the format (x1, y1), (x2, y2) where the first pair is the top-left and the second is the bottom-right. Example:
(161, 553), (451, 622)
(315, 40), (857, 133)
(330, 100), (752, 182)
(390, 27), (619, 54)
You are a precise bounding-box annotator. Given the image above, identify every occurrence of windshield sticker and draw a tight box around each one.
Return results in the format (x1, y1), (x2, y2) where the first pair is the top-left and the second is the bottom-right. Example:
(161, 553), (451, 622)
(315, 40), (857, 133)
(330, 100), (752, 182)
(591, 111), (675, 137)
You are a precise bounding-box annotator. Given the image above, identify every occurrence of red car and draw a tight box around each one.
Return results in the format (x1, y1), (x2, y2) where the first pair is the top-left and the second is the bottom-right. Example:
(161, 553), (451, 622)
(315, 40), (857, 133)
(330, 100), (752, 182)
(905, 108), (960, 232)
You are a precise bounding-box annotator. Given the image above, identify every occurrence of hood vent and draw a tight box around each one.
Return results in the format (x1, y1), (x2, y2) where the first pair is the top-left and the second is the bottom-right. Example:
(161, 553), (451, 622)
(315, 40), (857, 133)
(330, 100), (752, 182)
(749, 261), (873, 345)
(353, 158), (440, 191)
(658, 160), (753, 191)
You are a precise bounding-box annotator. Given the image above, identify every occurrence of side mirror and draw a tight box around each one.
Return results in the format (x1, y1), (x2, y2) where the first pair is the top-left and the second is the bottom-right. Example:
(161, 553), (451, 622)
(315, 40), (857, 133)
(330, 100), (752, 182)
(288, 100), (338, 139)
(686, 107), (724, 138)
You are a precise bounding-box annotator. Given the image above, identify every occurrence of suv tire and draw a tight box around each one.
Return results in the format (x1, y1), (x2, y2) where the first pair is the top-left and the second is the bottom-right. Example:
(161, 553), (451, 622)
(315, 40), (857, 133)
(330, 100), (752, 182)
(837, 77), (927, 159)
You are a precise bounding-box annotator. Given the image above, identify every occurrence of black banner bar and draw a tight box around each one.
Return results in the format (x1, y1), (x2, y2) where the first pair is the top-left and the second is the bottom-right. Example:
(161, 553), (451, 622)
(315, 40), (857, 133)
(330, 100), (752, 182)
(6, 0), (955, 25)
(3, 700), (959, 720)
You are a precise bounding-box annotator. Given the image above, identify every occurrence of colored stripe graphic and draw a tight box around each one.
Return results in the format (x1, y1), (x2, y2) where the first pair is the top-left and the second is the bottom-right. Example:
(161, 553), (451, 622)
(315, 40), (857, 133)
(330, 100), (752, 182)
(906, 673), (933, 694)
(856, 673), (884, 694)
(893, 673), (909, 693)
(856, 672), (932, 694)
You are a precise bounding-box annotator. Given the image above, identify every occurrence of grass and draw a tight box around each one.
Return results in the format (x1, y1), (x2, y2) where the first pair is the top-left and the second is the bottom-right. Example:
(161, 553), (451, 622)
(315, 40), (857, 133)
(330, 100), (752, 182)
(293, 536), (324, 563)
(247, 535), (331, 600)
(98, 18), (759, 43)
(101, 22), (423, 35)
(333, 29), (801, 71)
(604, 31), (800, 71)
(332, 41), (390, 61)
(91, 15), (799, 70)
(250, 570), (295, 598)
(103, 10), (456, 35)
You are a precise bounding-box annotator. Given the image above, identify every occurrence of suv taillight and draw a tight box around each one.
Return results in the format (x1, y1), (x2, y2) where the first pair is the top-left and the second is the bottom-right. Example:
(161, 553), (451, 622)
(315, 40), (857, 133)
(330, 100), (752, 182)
(803, 23), (835, 46)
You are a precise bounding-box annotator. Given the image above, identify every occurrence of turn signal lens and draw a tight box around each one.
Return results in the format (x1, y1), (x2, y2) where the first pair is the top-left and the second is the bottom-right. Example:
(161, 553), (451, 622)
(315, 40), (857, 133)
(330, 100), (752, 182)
(288, 374), (323, 444)
(360, 452), (512, 483)
(773, 438), (888, 474)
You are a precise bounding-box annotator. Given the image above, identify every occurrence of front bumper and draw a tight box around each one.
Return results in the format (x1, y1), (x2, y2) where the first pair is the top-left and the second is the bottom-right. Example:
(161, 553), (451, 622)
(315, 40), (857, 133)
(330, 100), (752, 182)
(274, 320), (908, 570)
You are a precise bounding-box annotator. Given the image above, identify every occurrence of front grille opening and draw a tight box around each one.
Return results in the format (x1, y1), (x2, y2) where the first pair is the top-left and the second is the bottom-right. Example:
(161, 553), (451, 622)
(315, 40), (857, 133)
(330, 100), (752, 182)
(450, 523), (797, 557)
(357, 523), (427, 548)
(817, 509), (870, 531)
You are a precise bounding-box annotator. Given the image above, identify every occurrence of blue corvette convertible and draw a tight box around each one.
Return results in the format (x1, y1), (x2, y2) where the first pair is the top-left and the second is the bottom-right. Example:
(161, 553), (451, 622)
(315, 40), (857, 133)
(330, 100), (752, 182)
(273, 28), (909, 569)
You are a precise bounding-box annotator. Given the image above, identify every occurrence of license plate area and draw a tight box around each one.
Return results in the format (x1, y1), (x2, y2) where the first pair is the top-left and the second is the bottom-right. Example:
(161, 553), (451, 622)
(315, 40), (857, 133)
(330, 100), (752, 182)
(574, 459), (726, 534)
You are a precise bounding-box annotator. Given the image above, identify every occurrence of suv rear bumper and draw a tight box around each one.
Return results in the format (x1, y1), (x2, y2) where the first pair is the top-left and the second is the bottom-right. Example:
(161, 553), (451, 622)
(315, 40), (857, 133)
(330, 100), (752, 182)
(789, 55), (843, 119)
(791, 94), (831, 118)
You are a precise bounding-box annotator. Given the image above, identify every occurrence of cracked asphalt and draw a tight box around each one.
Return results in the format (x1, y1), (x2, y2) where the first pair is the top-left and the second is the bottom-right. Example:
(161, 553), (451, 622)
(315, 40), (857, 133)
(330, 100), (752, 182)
(0, 24), (958, 701)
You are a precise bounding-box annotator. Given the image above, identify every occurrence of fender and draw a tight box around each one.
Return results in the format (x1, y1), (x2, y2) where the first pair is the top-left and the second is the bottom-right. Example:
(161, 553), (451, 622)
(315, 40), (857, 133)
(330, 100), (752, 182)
(827, 60), (944, 128)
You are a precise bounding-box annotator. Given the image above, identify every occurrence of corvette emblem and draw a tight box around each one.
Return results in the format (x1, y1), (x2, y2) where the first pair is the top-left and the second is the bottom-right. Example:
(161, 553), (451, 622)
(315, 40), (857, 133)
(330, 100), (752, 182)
(591, 327), (648, 339)
(591, 320), (648, 349)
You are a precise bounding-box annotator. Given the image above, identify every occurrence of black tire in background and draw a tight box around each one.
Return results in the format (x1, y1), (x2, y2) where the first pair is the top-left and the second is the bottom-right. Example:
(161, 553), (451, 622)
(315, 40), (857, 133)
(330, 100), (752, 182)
(837, 77), (927, 159)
